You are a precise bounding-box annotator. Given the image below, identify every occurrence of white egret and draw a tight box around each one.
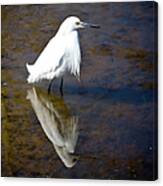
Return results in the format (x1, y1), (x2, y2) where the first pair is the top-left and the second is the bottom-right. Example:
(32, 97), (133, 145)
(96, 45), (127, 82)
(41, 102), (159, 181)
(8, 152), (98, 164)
(26, 16), (100, 94)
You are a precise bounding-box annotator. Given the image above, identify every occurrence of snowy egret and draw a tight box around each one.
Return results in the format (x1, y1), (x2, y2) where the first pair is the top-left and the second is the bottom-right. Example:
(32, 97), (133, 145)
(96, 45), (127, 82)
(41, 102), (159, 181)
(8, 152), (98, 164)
(26, 16), (100, 94)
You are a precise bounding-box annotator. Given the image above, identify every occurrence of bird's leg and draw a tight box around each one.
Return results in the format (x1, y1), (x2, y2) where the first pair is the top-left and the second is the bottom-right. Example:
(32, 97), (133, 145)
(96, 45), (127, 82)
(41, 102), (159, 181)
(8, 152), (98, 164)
(59, 77), (64, 96)
(48, 78), (55, 94)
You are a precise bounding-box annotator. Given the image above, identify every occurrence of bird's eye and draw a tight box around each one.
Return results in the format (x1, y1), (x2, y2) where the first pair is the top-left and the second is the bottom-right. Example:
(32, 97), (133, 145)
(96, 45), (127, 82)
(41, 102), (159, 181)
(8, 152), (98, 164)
(76, 22), (80, 25)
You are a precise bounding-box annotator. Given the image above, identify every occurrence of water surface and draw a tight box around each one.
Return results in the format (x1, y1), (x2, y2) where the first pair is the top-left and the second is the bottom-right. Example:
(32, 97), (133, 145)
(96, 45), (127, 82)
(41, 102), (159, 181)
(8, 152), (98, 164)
(1, 2), (157, 180)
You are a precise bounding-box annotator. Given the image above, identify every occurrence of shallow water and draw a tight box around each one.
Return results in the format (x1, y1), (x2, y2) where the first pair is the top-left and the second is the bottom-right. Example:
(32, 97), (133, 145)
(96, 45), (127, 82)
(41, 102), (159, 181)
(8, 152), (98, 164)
(1, 2), (157, 179)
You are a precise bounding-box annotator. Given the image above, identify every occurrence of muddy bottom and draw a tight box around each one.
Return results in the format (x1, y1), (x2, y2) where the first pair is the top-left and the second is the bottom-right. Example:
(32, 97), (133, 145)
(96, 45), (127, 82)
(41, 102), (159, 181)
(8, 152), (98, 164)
(1, 2), (157, 180)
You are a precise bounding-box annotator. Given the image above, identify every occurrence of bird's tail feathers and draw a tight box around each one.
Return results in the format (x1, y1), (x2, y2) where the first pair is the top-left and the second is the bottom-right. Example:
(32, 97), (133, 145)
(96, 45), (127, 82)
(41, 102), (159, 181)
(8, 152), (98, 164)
(26, 63), (33, 74)
(26, 63), (37, 83)
(27, 75), (34, 83)
(27, 74), (41, 83)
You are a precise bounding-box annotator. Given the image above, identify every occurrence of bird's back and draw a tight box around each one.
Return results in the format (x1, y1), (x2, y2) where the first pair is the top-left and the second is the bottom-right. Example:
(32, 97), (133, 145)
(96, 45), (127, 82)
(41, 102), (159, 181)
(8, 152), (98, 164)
(26, 35), (66, 83)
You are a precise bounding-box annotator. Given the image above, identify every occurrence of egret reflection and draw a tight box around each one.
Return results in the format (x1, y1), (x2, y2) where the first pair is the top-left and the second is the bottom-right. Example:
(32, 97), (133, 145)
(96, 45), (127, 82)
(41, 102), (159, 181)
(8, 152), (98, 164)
(27, 86), (79, 168)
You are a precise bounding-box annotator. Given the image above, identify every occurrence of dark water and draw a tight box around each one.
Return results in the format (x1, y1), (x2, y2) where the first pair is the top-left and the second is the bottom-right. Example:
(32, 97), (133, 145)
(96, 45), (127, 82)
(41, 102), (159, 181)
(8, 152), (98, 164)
(1, 2), (157, 180)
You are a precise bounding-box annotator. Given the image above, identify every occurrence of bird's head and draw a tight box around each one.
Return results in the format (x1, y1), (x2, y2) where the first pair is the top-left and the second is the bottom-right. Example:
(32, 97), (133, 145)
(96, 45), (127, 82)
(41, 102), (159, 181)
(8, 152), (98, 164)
(59, 16), (100, 34)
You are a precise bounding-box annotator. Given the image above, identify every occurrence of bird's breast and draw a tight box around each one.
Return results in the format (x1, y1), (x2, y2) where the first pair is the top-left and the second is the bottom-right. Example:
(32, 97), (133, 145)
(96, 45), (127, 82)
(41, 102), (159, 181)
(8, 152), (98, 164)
(63, 32), (81, 77)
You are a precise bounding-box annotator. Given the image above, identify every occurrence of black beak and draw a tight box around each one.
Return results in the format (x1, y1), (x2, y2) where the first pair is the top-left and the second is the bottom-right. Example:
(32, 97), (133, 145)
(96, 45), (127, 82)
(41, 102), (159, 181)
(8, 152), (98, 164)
(89, 23), (100, 29)
(81, 22), (100, 29)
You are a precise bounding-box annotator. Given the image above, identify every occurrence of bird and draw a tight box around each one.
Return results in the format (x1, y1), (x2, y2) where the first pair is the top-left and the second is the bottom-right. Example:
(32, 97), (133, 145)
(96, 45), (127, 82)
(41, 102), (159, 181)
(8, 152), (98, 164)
(26, 16), (100, 95)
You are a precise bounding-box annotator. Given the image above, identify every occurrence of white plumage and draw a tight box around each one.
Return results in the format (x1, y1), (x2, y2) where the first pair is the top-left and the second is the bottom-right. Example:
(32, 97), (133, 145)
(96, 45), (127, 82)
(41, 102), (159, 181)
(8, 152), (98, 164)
(26, 16), (81, 83)
(26, 16), (99, 92)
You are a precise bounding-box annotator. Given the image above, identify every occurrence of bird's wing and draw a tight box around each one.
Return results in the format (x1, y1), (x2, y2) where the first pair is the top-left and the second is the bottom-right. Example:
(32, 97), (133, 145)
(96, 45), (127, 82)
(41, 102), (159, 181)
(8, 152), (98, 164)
(31, 36), (65, 76)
